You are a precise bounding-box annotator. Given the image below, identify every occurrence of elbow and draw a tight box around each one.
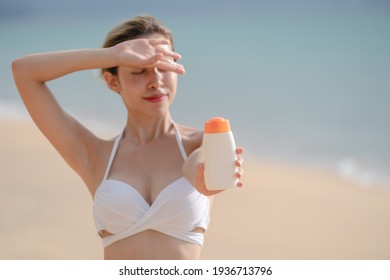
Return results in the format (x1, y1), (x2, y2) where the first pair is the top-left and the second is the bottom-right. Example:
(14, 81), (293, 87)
(11, 57), (26, 81)
(11, 58), (20, 75)
(12, 56), (40, 90)
(11, 57), (36, 98)
(11, 58), (23, 90)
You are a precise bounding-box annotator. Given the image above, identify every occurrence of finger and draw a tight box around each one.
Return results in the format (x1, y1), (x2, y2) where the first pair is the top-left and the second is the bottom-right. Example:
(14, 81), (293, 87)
(196, 162), (205, 182)
(148, 38), (171, 46)
(236, 168), (243, 178)
(236, 147), (244, 155)
(196, 162), (224, 196)
(149, 39), (177, 62)
(156, 48), (182, 61)
(195, 162), (209, 191)
(235, 155), (243, 167)
(142, 53), (164, 67)
(156, 60), (185, 74)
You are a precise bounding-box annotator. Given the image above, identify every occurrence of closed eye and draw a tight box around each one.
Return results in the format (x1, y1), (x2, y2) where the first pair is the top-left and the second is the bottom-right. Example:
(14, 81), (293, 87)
(132, 69), (145, 75)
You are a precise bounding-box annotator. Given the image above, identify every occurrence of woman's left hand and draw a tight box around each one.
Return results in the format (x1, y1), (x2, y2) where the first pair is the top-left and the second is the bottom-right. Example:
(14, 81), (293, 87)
(194, 147), (244, 196)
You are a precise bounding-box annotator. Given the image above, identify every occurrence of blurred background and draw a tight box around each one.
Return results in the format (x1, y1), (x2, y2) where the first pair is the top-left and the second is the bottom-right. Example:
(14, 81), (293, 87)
(1, 0), (390, 260)
(1, 0), (390, 188)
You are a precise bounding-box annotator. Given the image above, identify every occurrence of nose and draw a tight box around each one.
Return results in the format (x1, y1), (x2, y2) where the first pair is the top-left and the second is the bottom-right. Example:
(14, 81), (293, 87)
(147, 68), (164, 89)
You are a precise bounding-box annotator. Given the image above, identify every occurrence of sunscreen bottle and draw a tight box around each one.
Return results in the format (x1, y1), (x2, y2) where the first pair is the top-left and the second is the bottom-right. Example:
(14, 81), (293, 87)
(202, 117), (238, 190)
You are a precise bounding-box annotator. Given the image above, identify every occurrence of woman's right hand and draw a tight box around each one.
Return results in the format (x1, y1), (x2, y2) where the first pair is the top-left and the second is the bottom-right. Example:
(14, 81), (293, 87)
(110, 38), (185, 74)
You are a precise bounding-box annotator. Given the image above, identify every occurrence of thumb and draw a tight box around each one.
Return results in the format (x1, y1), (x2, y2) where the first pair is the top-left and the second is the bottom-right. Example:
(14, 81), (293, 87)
(196, 162), (224, 196)
(195, 162), (205, 185)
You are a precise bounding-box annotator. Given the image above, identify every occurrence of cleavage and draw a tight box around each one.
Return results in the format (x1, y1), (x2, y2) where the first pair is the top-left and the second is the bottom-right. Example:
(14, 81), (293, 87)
(107, 137), (184, 205)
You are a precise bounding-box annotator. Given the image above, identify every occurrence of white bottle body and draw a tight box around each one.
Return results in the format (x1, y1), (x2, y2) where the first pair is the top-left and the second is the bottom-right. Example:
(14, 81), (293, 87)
(202, 131), (238, 190)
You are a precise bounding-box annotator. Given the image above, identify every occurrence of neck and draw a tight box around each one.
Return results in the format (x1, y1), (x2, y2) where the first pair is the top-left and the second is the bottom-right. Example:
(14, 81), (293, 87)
(123, 113), (174, 144)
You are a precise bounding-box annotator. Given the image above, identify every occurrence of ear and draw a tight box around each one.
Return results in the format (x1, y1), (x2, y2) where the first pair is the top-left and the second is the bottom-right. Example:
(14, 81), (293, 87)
(103, 72), (121, 94)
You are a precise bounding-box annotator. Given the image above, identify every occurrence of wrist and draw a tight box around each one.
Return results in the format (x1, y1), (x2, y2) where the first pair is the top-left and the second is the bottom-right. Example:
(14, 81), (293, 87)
(102, 46), (121, 69)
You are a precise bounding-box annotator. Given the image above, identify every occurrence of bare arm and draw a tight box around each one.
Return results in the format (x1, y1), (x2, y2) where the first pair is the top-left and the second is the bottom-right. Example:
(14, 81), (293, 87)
(12, 49), (116, 186)
(12, 38), (184, 189)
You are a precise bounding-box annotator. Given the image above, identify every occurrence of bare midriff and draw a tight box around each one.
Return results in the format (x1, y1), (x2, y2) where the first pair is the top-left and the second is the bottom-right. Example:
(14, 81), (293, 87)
(102, 229), (203, 260)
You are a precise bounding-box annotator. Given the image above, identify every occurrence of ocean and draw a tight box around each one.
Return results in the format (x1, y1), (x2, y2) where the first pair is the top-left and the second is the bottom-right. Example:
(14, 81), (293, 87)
(1, 0), (390, 188)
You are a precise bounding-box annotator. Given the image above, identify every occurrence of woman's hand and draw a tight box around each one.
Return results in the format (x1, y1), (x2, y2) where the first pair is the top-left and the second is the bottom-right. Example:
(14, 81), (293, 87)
(194, 147), (245, 196)
(110, 38), (185, 74)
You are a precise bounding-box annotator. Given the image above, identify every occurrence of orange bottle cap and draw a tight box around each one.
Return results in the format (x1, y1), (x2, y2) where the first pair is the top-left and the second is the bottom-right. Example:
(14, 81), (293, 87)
(204, 117), (231, 133)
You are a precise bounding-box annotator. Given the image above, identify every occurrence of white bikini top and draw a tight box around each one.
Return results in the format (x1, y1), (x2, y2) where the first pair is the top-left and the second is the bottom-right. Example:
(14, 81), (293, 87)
(93, 124), (210, 248)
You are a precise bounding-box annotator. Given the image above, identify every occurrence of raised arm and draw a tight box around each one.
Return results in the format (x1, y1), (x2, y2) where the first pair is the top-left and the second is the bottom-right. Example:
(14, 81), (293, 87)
(12, 38), (184, 189)
(12, 48), (117, 188)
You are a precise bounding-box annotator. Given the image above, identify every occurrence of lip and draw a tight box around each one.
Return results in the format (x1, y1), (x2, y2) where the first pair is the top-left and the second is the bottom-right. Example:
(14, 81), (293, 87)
(143, 94), (168, 103)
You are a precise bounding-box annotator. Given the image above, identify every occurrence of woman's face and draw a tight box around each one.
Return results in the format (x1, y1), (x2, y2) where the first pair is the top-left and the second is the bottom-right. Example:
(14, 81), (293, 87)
(115, 33), (178, 118)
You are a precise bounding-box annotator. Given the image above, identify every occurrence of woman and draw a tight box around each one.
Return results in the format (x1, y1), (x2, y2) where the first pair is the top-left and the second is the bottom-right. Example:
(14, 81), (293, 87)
(12, 15), (244, 260)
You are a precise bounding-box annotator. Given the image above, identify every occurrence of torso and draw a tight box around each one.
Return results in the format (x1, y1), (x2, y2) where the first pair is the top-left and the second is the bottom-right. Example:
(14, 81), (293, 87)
(87, 123), (205, 260)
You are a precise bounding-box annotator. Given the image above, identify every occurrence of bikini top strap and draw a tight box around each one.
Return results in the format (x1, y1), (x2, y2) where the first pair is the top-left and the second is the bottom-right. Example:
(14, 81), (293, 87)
(173, 123), (188, 161)
(103, 131), (123, 180)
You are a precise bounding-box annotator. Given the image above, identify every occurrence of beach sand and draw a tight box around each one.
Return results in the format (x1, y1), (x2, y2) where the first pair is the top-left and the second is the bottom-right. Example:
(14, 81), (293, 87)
(1, 120), (390, 260)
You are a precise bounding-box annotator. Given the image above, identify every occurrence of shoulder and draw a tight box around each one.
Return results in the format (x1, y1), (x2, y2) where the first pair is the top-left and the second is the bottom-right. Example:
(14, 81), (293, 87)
(175, 123), (203, 156)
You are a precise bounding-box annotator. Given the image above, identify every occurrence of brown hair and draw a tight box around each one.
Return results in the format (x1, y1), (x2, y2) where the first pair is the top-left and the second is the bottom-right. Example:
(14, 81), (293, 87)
(102, 15), (174, 76)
